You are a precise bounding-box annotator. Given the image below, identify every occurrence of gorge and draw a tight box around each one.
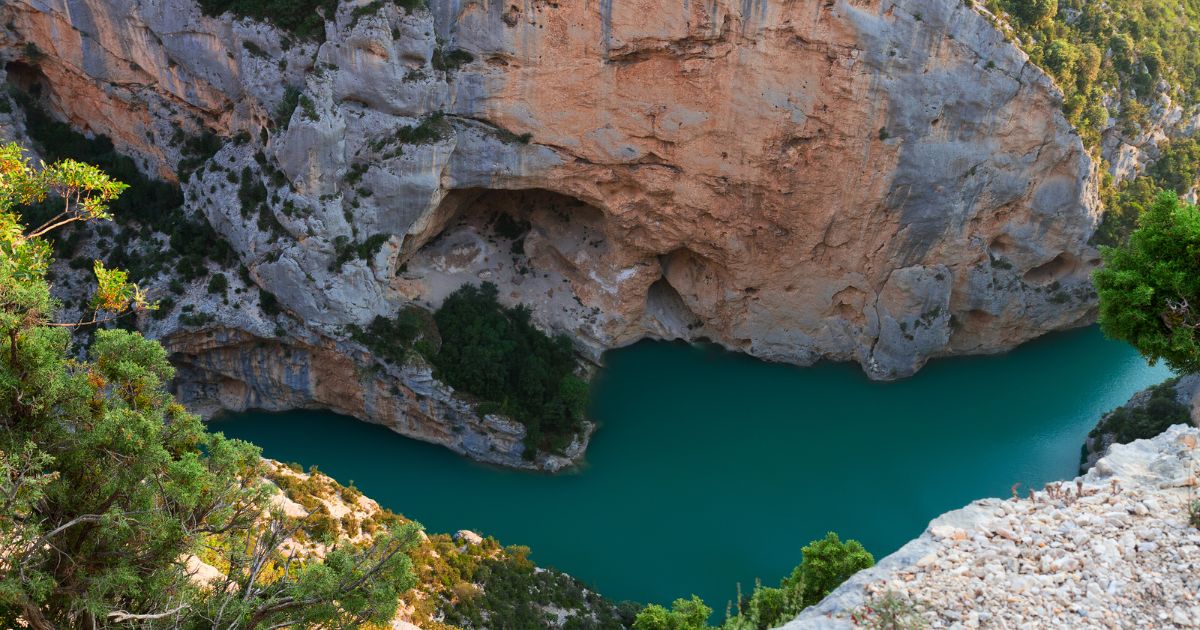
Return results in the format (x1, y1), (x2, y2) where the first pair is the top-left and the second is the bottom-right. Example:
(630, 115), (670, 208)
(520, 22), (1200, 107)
(211, 326), (1170, 612)
(3, 0), (1200, 626)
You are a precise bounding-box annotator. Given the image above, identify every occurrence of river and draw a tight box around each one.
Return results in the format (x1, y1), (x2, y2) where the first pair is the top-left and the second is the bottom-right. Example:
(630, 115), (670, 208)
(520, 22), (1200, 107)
(209, 326), (1170, 610)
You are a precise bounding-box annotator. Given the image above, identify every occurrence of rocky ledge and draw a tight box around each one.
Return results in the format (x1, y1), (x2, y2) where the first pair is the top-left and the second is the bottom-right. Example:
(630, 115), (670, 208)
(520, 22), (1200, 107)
(786, 424), (1200, 629)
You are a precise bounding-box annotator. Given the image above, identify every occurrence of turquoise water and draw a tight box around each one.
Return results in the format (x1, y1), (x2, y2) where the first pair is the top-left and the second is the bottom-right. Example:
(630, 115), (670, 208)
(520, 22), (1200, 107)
(209, 326), (1170, 611)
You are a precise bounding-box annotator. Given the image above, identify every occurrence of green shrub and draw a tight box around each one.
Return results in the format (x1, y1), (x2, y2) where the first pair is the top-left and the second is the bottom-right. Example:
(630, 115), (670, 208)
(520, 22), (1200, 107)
(1089, 378), (1189, 445)
(197, 0), (338, 39)
(633, 596), (711, 630)
(433, 47), (475, 72)
(207, 272), (229, 295)
(14, 93), (235, 283)
(432, 282), (588, 455)
(274, 86), (302, 128)
(346, 306), (434, 365)
(394, 111), (449, 145)
(791, 532), (875, 608)
(259, 288), (282, 316)
(1095, 193), (1200, 372)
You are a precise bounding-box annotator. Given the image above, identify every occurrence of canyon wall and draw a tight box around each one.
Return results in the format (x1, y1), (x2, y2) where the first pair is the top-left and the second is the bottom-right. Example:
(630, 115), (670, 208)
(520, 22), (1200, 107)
(0, 0), (1108, 460)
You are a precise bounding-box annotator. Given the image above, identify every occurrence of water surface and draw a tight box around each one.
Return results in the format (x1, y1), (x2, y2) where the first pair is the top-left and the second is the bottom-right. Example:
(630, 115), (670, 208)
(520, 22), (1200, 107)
(210, 326), (1170, 610)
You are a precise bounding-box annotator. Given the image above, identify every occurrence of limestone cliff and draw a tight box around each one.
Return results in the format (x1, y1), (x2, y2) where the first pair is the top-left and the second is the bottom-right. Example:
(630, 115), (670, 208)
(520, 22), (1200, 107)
(0, 0), (1105, 462)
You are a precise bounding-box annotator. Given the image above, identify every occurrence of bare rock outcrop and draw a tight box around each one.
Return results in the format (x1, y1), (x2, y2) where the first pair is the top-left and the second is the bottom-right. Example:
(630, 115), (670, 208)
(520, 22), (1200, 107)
(785, 424), (1200, 629)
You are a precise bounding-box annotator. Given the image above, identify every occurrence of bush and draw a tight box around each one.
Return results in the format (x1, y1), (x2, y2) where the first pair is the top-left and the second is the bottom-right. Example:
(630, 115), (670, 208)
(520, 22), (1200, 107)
(207, 272), (229, 295)
(791, 532), (875, 608)
(633, 532), (873, 629)
(633, 596), (712, 630)
(197, 0), (338, 39)
(347, 306), (434, 365)
(1089, 379), (1190, 445)
(432, 283), (588, 454)
(259, 288), (283, 316)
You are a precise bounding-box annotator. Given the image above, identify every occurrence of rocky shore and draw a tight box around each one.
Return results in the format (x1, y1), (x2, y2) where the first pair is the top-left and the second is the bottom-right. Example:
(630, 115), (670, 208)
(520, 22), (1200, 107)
(787, 424), (1200, 629)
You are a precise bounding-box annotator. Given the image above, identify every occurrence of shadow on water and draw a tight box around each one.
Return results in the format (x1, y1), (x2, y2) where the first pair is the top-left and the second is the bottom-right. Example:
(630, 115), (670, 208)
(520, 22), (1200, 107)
(209, 326), (1170, 610)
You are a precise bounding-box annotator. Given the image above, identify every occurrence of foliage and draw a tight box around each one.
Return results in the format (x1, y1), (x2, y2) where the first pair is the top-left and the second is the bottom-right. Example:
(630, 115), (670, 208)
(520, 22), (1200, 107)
(987, 0), (1200, 149)
(0, 142), (420, 628)
(633, 532), (873, 630)
(432, 47), (475, 73)
(395, 111), (449, 145)
(259, 287), (283, 316)
(1096, 138), (1200, 245)
(1089, 378), (1190, 445)
(207, 271), (229, 295)
(331, 232), (390, 271)
(792, 532), (875, 608)
(1094, 192), (1200, 373)
(14, 92), (235, 283)
(346, 306), (436, 365)
(633, 596), (712, 630)
(435, 541), (637, 629)
(274, 85), (303, 128)
(197, 0), (339, 39)
(432, 282), (588, 455)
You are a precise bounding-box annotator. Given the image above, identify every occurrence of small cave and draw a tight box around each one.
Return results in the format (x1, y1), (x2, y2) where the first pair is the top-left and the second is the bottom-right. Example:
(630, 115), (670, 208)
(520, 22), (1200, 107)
(643, 277), (701, 341)
(4, 60), (47, 94)
(401, 188), (614, 331)
(1022, 252), (1078, 287)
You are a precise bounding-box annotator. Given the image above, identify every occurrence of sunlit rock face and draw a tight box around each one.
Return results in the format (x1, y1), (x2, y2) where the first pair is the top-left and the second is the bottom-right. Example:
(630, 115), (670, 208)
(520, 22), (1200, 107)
(0, 0), (1104, 464)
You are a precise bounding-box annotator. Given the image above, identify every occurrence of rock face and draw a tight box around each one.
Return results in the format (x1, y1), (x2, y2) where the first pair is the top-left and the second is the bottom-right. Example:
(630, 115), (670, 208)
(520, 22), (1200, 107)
(0, 0), (1104, 463)
(1, 0), (1101, 375)
(165, 324), (587, 472)
(784, 424), (1200, 629)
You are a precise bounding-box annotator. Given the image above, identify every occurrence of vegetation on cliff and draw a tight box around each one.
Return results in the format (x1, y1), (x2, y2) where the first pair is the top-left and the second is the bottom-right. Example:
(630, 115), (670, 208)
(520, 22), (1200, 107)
(985, 0), (1200, 148)
(1081, 377), (1190, 471)
(354, 282), (590, 457)
(981, 0), (1200, 245)
(1095, 137), (1200, 245)
(198, 0), (425, 39)
(0, 143), (420, 628)
(262, 460), (640, 629)
(12, 90), (236, 284)
(432, 282), (589, 456)
(633, 533), (875, 630)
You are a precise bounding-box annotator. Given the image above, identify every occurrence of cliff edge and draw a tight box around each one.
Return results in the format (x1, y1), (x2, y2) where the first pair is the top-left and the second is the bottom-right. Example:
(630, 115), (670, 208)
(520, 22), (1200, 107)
(786, 424), (1200, 629)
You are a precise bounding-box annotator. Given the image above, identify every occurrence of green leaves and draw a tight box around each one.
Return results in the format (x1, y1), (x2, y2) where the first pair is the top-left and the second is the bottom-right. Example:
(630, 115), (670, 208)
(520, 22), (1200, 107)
(0, 140), (422, 627)
(91, 260), (154, 317)
(634, 596), (713, 630)
(1095, 192), (1200, 373)
(791, 532), (875, 608)
(431, 282), (589, 456)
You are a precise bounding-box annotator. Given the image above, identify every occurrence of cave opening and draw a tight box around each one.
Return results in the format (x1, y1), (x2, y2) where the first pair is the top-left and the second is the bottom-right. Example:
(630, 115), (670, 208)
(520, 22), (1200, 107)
(4, 60), (46, 95)
(400, 188), (614, 341)
(641, 248), (706, 342)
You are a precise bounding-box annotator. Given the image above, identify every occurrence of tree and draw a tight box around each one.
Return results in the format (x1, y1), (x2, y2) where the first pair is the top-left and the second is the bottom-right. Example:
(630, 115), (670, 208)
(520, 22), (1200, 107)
(633, 595), (712, 630)
(789, 532), (875, 607)
(0, 142), (419, 628)
(1006, 0), (1057, 25)
(1094, 192), (1200, 373)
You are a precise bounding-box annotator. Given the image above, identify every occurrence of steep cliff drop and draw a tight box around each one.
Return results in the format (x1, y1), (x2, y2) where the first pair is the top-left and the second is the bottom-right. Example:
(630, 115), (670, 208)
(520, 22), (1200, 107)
(0, 0), (1103, 466)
